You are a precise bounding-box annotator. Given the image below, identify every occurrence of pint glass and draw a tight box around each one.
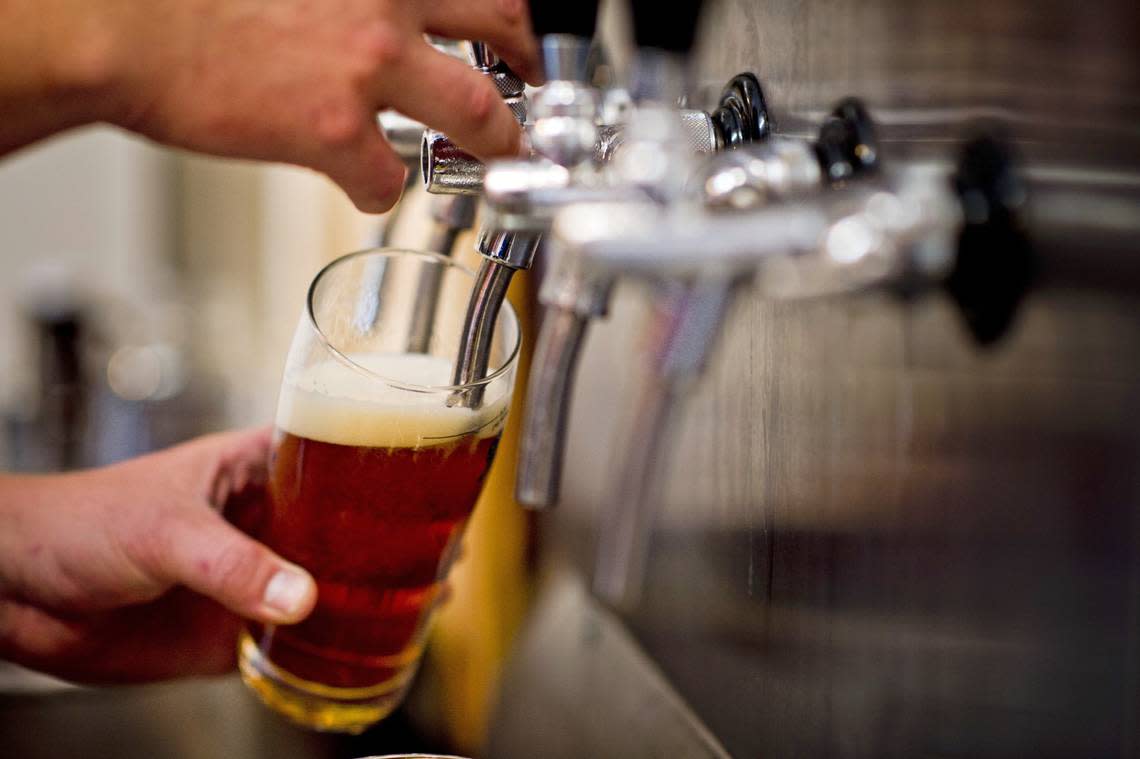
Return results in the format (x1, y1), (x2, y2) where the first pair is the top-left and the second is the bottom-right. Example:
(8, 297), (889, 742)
(237, 249), (520, 733)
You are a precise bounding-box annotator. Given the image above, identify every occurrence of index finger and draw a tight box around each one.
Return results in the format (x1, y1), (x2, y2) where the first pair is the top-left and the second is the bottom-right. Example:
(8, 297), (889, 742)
(376, 41), (524, 162)
(421, 0), (541, 83)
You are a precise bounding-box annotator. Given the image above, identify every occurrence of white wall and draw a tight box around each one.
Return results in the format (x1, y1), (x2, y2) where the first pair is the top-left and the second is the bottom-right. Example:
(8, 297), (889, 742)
(0, 126), (176, 412)
(0, 124), (384, 436)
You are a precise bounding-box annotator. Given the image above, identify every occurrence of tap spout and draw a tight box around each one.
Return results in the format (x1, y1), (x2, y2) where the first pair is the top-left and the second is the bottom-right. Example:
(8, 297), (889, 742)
(516, 307), (590, 508)
(593, 278), (738, 608)
(448, 259), (517, 409)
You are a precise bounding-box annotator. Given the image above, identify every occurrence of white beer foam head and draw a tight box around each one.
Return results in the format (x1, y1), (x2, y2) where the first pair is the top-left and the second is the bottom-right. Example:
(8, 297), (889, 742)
(276, 353), (510, 448)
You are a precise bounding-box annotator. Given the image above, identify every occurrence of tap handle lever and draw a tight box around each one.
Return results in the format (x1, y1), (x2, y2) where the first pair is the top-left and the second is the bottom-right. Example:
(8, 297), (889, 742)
(814, 97), (880, 183)
(711, 73), (771, 148)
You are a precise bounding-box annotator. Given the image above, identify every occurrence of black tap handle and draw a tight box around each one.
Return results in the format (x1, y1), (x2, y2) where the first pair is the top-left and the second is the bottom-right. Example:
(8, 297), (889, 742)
(529, 0), (601, 38)
(630, 0), (707, 54)
(711, 73), (771, 148)
(814, 97), (880, 184)
(945, 133), (1035, 345)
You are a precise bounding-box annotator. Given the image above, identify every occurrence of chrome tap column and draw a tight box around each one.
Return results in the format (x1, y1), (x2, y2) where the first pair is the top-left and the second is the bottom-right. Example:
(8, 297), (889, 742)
(489, 1), (1140, 755)
(554, 128), (1114, 607)
(515, 3), (772, 509)
(442, 1), (603, 409)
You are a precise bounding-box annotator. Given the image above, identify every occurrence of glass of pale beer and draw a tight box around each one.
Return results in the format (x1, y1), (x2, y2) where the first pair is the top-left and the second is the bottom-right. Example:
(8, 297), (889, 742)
(236, 249), (520, 733)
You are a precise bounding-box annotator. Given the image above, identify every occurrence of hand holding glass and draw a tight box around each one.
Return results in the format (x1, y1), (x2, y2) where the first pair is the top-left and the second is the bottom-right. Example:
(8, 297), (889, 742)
(237, 249), (519, 733)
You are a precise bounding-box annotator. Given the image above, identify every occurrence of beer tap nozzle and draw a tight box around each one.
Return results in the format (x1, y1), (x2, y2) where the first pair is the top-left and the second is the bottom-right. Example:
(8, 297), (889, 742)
(447, 0), (604, 408)
(593, 277), (739, 607)
(516, 0), (776, 510)
(515, 239), (613, 507)
(574, 97), (949, 608)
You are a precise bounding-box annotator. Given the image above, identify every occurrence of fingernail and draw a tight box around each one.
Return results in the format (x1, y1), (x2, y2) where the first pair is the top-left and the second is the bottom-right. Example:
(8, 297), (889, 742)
(263, 565), (315, 620)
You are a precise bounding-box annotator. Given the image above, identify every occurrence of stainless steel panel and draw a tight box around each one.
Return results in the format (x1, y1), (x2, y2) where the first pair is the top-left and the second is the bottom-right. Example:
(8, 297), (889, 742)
(488, 570), (730, 759)
(530, 0), (1140, 756)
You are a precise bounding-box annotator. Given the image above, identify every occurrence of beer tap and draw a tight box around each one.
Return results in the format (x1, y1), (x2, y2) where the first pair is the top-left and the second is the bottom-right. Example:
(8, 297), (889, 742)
(443, 0), (604, 408)
(514, 0), (770, 509)
(516, 95), (874, 510)
(589, 102), (881, 604)
(421, 77), (767, 196)
(551, 130), (1046, 608)
(552, 97), (869, 602)
(421, 2), (768, 412)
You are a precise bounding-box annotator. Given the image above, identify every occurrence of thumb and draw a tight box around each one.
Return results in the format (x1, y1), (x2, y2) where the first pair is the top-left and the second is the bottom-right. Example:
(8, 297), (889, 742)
(155, 507), (317, 625)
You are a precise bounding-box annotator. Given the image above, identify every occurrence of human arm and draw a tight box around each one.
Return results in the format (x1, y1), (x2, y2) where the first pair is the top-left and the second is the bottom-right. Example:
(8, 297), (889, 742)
(0, 0), (540, 212)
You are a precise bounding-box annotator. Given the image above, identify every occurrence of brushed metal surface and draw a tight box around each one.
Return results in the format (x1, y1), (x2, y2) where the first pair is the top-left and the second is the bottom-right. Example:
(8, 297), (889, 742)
(560, 289), (1140, 757)
(525, 0), (1140, 756)
(488, 570), (730, 759)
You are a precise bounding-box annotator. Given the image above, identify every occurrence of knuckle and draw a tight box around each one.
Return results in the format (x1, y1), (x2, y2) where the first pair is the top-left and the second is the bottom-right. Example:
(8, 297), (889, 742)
(209, 542), (266, 603)
(465, 82), (498, 128)
(497, 0), (525, 22)
(123, 505), (171, 577)
(354, 21), (406, 71)
(314, 100), (366, 148)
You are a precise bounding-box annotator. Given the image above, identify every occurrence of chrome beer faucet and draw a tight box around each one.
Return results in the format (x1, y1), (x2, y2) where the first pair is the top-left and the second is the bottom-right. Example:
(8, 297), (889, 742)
(514, 1), (770, 509)
(554, 128), (1050, 607)
(440, 2), (603, 408)
(421, 75), (768, 196)
(515, 93), (888, 598)
(421, 20), (767, 407)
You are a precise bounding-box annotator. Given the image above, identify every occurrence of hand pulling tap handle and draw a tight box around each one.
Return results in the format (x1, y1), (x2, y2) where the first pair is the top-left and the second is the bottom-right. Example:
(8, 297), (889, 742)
(419, 39), (529, 197)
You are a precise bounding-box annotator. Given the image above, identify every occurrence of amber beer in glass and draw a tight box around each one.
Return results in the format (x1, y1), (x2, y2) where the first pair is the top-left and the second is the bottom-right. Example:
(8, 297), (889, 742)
(237, 249), (520, 733)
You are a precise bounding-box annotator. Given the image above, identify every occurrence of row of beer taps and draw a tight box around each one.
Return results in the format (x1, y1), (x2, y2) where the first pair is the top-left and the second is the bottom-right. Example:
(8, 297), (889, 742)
(381, 0), (1039, 608)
